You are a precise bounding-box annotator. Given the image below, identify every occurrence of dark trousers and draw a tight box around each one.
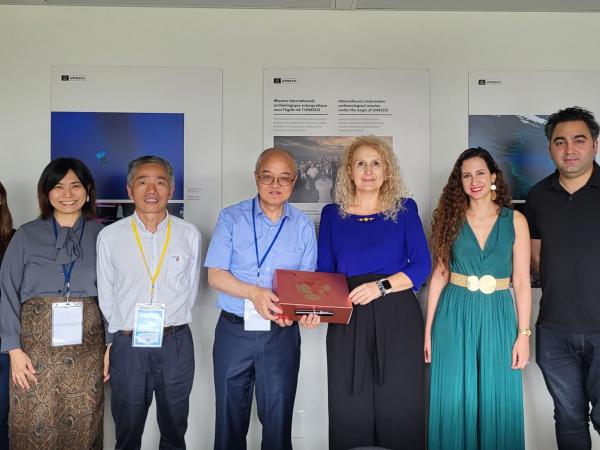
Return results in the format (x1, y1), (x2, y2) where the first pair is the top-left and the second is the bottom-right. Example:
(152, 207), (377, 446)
(213, 312), (300, 450)
(109, 325), (195, 450)
(0, 352), (8, 450)
(537, 325), (600, 450)
(327, 275), (426, 450)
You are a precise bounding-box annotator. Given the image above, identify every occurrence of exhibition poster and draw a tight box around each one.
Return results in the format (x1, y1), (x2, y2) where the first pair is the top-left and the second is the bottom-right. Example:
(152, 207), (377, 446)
(264, 69), (430, 224)
(51, 65), (222, 234)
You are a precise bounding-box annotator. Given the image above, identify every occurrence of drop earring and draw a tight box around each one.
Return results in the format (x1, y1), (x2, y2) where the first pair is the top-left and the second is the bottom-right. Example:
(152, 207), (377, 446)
(490, 183), (497, 201)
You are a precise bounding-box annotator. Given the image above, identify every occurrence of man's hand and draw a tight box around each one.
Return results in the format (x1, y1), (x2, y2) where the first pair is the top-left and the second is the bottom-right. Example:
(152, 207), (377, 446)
(103, 344), (111, 383)
(249, 286), (283, 321)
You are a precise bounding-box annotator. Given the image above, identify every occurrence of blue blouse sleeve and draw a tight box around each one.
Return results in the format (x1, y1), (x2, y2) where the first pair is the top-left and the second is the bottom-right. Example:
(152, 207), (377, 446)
(401, 199), (432, 289)
(317, 204), (336, 273)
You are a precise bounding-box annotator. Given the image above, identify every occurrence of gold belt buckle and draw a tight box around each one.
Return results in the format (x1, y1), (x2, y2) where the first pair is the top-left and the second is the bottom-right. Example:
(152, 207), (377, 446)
(466, 275), (497, 294)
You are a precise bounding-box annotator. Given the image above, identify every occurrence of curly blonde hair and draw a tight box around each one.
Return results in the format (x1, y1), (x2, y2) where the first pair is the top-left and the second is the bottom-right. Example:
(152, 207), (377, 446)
(335, 136), (409, 221)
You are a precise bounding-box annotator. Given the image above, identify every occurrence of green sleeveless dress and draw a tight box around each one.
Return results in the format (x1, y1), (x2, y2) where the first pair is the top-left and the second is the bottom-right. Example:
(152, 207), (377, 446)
(429, 208), (524, 450)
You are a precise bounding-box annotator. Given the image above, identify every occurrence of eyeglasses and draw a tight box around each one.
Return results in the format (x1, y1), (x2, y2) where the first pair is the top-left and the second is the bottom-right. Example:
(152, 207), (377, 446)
(256, 174), (296, 187)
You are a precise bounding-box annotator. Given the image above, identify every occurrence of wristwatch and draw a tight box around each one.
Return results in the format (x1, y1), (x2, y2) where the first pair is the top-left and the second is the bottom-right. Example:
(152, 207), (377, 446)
(376, 279), (392, 297)
(519, 328), (532, 337)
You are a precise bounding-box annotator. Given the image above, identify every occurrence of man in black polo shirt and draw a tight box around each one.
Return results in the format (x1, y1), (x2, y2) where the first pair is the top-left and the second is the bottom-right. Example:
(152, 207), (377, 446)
(525, 106), (600, 450)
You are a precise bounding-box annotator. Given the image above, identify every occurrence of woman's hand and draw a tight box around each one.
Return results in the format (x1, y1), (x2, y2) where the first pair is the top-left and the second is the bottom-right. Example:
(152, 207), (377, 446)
(299, 314), (321, 329)
(9, 348), (38, 390)
(103, 344), (111, 383)
(511, 335), (531, 370)
(424, 330), (432, 363)
(349, 281), (381, 305)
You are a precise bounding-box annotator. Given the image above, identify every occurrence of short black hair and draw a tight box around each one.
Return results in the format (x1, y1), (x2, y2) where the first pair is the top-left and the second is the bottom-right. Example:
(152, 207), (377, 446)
(38, 157), (97, 220)
(544, 106), (600, 141)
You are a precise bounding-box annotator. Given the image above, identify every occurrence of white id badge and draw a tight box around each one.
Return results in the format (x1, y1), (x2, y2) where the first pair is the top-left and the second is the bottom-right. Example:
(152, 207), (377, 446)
(243, 299), (271, 331)
(132, 303), (166, 347)
(52, 302), (83, 347)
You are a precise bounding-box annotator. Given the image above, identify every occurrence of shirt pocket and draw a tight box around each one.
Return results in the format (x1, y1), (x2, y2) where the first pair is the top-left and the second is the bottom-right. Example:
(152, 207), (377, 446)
(167, 251), (194, 291)
(273, 246), (305, 270)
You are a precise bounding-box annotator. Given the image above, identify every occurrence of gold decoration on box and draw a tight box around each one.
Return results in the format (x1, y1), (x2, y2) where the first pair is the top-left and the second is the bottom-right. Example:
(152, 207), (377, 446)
(296, 280), (332, 301)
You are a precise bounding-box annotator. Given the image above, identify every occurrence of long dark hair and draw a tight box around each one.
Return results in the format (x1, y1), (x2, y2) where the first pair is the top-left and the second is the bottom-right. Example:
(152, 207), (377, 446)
(37, 158), (97, 220)
(0, 181), (14, 254)
(430, 147), (512, 269)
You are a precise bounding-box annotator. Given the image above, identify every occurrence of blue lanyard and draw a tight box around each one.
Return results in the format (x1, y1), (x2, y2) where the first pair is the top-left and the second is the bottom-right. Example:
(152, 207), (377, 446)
(52, 218), (86, 299)
(252, 198), (287, 284)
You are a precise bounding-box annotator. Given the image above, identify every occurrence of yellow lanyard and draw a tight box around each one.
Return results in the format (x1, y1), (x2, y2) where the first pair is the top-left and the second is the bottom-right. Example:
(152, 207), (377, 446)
(131, 217), (172, 302)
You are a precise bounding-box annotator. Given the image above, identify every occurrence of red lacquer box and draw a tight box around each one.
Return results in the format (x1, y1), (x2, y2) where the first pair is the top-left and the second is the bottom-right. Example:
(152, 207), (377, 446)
(273, 269), (352, 324)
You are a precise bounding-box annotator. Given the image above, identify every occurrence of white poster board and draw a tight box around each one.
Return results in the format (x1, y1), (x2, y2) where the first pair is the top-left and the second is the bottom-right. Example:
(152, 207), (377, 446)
(51, 65), (222, 238)
(263, 68), (430, 223)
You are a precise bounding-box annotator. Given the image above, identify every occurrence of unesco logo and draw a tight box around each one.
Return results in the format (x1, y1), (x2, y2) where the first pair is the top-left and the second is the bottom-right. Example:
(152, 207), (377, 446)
(61, 74), (87, 82)
(273, 77), (298, 85)
(478, 79), (502, 86)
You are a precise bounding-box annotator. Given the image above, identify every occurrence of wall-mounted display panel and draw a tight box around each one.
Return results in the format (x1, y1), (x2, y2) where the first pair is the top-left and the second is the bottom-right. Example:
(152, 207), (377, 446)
(264, 68), (430, 225)
(51, 65), (222, 235)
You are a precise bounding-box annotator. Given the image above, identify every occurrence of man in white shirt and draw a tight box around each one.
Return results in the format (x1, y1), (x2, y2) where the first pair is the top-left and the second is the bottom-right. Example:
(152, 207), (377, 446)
(97, 155), (201, 450)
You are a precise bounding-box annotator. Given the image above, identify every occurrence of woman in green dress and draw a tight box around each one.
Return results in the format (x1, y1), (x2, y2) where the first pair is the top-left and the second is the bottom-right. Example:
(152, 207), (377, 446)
(425, 147), (532, 450)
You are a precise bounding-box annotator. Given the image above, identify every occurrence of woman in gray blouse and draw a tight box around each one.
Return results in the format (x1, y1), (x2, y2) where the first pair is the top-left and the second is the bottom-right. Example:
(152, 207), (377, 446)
(0, 158), (105, 450)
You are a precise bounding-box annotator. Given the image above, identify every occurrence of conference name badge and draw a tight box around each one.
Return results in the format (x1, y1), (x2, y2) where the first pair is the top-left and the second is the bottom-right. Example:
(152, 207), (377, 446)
(132, 303), (166, 348)
(244, 299), (271, 331)
(52, 301), (83, 347)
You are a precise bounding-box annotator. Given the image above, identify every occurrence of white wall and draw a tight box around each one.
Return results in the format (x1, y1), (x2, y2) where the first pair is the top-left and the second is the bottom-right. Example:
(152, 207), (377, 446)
(2, 5), (600, 449)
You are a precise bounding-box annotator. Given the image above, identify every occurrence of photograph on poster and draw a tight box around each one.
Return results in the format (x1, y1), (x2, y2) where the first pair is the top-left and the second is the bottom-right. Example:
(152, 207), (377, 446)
(468, 114), (555, 201)
(51, 111), (184, 224)
(274, 135), (392, 204)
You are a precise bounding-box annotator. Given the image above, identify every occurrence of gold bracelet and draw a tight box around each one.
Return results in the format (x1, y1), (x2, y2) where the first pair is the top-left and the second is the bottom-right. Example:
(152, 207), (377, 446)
(519, 328), (532, 337)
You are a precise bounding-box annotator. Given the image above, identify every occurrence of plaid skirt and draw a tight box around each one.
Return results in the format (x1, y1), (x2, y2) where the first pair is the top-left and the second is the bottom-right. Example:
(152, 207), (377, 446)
(9, 297), (104, 450)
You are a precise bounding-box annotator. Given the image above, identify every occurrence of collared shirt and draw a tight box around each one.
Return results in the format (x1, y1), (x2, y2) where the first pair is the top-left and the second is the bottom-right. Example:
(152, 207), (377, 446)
(525, 162), (600, 332)
(0, 217), (103, 351)
(204, 196), (317, 317)
(97, 212), (201, 342)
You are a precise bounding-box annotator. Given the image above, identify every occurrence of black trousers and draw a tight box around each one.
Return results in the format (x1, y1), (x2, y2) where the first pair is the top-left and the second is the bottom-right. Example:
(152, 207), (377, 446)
(213, 312), (300, 450)
(109, 325), (195, 450)
(327, 274), (426, 450)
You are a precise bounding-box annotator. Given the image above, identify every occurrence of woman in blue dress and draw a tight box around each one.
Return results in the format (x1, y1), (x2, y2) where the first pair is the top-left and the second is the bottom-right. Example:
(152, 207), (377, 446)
(318, 136), (431, 450)
(425, 147), (532, 450)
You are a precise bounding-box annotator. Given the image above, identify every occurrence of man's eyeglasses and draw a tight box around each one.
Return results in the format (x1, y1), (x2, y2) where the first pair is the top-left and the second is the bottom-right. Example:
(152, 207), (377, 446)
(256, 174), (296, 187)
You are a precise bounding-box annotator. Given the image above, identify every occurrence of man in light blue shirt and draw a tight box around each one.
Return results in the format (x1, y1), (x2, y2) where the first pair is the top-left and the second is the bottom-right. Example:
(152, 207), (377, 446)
(205, 148), (318, 450)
